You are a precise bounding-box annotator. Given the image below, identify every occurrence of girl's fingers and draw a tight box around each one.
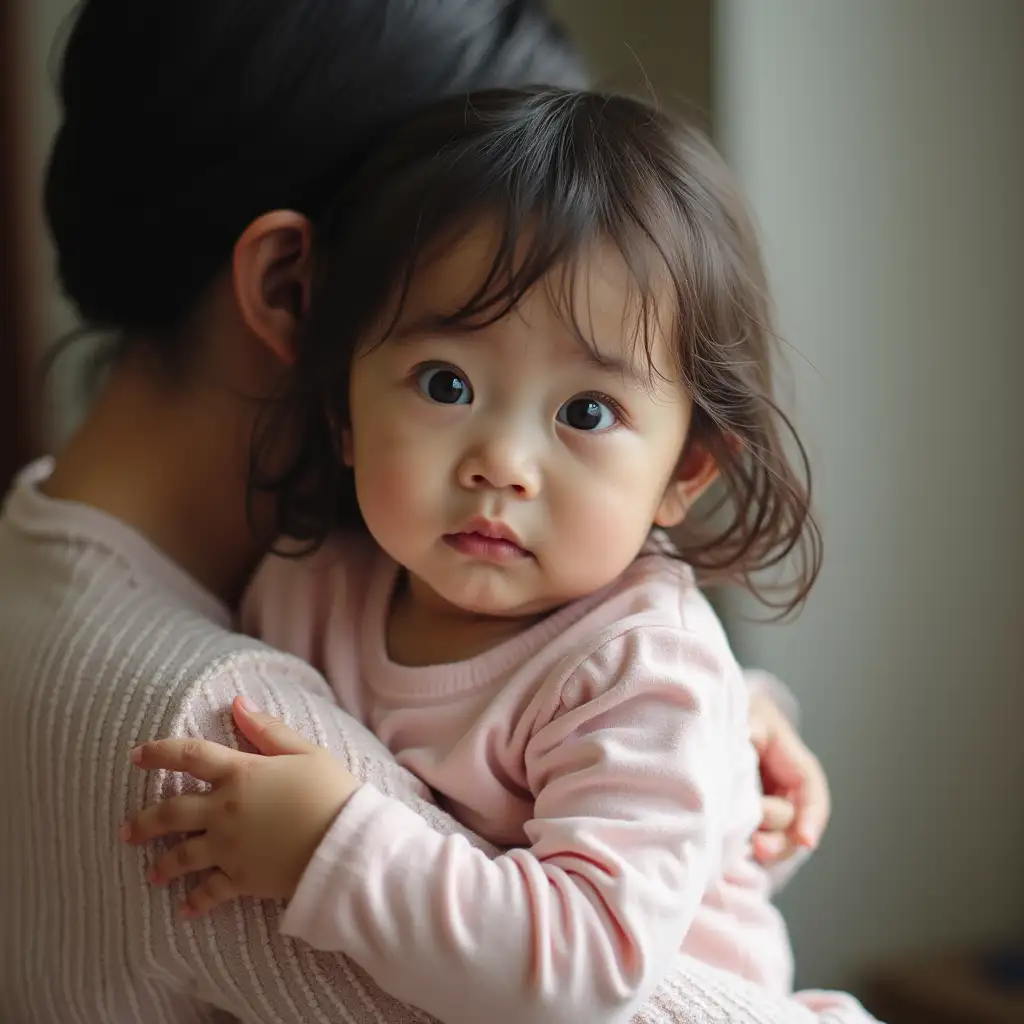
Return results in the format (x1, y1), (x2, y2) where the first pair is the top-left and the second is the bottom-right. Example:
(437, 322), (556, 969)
(756, 715), (831, 851)
(791, 754), (831, 849)
(752, 831), (793, 865)
(759, 795), (796, 834)
(148, 835), (220, 886)
(231, 696), (319, 757)
(121, 793), (215, 845)
(180, 870), (239, 918)
(130, 738), (246, 784)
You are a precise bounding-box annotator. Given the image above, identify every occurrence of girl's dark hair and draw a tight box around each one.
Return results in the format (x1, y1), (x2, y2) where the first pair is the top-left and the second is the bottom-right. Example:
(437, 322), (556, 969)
(44, 0), (585, 345)
(256, 88), (822, 614)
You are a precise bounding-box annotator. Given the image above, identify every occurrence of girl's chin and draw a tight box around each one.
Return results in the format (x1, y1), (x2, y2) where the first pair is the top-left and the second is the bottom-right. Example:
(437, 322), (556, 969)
(424, 579), (542, 621)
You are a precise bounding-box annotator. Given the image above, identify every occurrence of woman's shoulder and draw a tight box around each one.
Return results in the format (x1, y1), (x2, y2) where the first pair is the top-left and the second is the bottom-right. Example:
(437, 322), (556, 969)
(0, 523), (323, 770)
(0, 470), (332, 757)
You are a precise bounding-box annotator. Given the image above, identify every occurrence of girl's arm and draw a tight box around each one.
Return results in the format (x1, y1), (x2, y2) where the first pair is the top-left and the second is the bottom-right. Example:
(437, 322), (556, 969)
(243, 549), (831, 874)
(285, 626), (736, 1024)
(126, 651), (878, 1024)
(131, 627), (757, 1024)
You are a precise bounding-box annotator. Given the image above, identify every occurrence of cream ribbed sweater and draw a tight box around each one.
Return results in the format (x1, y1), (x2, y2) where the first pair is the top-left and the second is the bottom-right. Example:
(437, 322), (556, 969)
(0, 461), (870, 1023)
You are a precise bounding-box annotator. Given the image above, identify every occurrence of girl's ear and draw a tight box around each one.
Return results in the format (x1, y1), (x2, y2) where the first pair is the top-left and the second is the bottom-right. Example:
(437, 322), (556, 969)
(233, 211), (313, 366)
(654, 441), (719, 528)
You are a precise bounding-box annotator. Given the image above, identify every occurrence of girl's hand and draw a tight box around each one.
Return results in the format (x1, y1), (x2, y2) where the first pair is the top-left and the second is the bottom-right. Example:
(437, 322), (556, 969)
(749, 691), (831, 864)
(120, 696), (361, 917)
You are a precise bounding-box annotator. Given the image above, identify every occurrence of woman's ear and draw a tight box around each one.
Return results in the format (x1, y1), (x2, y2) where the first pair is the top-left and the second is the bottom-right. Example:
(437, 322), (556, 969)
(654, 441), (719, 529)
(233, 211), (313, 367)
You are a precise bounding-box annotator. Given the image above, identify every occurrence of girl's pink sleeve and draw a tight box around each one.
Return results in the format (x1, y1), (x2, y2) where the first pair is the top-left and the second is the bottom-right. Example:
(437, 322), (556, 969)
(280, 626), (747, 1024)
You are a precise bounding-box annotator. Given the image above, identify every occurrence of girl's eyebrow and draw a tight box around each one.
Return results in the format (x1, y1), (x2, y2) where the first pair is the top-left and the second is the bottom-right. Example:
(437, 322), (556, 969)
(570, 340), (649, 386)
(581, 347), (632, 376)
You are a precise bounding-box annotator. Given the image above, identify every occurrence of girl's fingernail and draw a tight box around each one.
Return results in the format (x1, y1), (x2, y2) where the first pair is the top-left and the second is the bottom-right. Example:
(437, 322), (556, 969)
(238, 696), (258, 712)
(118, 823), (131, 842)
(129, 746), (143, 765)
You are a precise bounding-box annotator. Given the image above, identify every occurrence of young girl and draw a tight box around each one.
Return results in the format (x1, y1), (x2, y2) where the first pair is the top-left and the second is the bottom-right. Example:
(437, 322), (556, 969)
(125, 89), (875, 1023)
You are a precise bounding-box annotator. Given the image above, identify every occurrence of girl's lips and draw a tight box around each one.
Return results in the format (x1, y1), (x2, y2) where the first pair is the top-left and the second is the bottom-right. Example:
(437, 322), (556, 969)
(458, 516), (525, 548)
(443, 532), (529, 564)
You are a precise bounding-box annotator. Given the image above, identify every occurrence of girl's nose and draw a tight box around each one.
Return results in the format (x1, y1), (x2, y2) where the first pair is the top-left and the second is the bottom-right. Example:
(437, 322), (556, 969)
(457, 435), (541, 499)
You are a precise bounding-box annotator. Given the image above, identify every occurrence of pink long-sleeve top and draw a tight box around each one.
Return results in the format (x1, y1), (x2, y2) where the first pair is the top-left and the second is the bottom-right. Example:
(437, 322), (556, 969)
(243, 534), (849, 1024)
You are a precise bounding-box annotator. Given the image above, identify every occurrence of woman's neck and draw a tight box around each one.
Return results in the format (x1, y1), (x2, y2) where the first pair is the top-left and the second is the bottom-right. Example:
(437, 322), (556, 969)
(43, 359), (266, 608)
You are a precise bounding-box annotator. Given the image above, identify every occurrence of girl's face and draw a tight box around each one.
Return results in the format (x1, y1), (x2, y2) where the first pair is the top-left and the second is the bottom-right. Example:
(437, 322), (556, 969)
(343, 222), (716, 619)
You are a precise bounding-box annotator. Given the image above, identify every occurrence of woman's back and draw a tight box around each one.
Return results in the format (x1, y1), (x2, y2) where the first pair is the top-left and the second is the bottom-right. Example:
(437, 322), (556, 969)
(0, 463), (235, 1020)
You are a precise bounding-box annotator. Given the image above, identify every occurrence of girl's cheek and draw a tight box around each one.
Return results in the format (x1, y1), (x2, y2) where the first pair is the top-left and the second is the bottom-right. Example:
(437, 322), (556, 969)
(354, 460), (421, 545)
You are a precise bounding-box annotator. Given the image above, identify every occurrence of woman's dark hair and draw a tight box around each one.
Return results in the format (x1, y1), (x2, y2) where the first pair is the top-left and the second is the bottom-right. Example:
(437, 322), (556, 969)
(44, 0), (586, 345)
(255, 88), (822, 614)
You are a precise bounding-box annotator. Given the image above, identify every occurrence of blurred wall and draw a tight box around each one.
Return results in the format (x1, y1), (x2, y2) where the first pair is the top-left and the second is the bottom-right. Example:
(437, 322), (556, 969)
(715, 0), (1024, 989)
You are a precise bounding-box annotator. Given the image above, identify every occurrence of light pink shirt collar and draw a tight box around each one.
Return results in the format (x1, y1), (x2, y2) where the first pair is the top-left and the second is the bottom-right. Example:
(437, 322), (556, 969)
(360, 553), (617, 700)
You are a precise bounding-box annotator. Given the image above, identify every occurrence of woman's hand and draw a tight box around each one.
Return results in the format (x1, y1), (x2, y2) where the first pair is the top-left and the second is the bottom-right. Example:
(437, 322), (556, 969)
(749, 690), (831, 865)
(120, 696), (361, 917)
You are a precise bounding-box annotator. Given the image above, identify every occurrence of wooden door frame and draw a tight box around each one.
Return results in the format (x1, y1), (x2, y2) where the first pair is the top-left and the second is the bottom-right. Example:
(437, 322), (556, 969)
(1, 0), (38, 492)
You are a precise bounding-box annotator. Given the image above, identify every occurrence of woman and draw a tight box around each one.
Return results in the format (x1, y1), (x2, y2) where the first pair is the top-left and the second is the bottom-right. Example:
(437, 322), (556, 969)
(0, 2), (830, 1022)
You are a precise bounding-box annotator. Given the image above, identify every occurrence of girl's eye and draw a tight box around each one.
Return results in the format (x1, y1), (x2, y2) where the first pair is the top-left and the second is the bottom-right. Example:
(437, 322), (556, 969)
(556, 395), (618, 432)
(416, 366), (473, 405)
